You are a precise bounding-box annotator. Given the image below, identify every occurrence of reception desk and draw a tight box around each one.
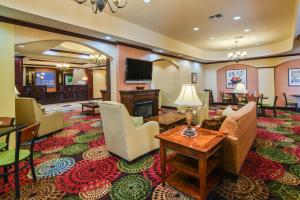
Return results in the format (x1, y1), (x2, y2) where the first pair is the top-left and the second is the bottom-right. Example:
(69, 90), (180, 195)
(22, 85), (88, 104)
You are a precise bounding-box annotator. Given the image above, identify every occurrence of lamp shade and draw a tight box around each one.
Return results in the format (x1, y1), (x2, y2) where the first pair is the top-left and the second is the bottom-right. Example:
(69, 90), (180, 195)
(233, 83), (248, 94)
(174, 83), (203, 106)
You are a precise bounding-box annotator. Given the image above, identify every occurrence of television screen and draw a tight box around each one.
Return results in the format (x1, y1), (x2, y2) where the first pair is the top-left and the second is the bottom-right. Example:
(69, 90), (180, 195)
(35, 71), (55, 88)
(125, 58), (153, 83)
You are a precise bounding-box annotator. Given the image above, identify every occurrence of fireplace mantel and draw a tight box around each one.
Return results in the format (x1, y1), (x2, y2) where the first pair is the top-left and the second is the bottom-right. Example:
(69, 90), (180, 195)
(119, 89), (160, 117)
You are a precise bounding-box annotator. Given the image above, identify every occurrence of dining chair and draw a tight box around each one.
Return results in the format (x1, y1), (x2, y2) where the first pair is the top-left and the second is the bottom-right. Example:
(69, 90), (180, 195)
(262, 96), (278, 117)
(0, 123), (40, 198)
(220, 91), (231, 104)
(0, 117), (15, 151)
(283, 93), (298, 111)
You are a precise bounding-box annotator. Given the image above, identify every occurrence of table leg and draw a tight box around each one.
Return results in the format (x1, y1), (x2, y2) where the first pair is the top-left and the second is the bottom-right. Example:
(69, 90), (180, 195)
(199, 154), (207, 200)
(160, 140), (166, 186)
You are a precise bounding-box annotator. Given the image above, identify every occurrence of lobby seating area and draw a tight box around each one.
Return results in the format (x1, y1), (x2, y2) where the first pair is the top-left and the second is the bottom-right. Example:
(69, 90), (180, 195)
(1, 1), (300, 200)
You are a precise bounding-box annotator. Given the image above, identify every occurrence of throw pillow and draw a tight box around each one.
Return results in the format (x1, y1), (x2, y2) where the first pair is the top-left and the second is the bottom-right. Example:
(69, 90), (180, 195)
(222, 107), (236, 117)
(131, 116), (144, 127)
(201, 116), (227, 131)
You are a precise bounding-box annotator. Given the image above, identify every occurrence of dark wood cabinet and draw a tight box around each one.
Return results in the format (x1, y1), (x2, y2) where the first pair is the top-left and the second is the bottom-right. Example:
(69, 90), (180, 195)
(119, 89), (160, 117)
(22, 85), (88, 104)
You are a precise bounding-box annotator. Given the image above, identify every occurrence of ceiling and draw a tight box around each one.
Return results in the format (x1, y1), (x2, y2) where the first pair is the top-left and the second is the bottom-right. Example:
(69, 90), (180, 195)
(107, 0), (296, 51)
(16, 40), (106, 68)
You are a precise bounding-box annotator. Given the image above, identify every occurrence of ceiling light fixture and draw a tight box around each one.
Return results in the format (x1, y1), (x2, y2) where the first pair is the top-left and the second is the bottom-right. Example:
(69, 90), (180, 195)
(90, 54), (106, 65)
(233, 16), (241, 20)
(210, 37), (215, 40)
(18, 45), (25, 48)
(244, 29), (251, 32)
(105, 36), (112, 40)
(56, 63), (70, 71)
(143, 0), (151, 3)
(74, 0), (127, 13)
(227, 41), (247, 63)
(193, 27), (199, 31)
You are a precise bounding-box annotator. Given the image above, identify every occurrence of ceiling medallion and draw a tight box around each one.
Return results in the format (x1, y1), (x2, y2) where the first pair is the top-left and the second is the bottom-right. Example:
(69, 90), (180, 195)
(74, 0), (127, 13)
(227, 41), (247, 63)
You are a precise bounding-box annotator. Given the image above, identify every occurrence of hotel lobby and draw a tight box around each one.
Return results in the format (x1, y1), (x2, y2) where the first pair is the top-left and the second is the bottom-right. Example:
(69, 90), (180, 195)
(0, 0), (300, 199)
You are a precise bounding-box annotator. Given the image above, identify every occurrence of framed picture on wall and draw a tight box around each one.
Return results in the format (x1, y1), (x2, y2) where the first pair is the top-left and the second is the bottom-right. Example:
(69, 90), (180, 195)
(191, 73), (197, 83)
(288, 68), (300, 86)
(226, 69), (247, 89)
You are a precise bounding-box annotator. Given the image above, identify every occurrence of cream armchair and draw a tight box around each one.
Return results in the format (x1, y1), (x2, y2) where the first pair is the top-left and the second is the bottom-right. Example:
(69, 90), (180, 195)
(99, 101), (159, 161)
(177, 91), (209, 125)
(15, 98), (64, 138)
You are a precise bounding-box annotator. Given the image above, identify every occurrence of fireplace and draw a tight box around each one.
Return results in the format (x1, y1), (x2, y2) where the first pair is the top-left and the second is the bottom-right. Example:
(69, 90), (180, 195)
(133, 101), (154, 117)
(119, 89), (160, 117)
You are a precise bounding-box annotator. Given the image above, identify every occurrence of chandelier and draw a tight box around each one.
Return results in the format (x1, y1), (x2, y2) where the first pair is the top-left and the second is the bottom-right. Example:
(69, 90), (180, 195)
(90, 54), (106, 65)
(56, 63), (70, 71)
(74, 0), (127, 13)
(227, 41), (247, 63)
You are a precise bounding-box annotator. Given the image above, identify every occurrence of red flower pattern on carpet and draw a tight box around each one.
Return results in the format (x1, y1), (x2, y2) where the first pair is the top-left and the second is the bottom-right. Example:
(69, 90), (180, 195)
(34, 136), (74, 151)
(257, 128), (288, 142)
(241, 151), (285, 180)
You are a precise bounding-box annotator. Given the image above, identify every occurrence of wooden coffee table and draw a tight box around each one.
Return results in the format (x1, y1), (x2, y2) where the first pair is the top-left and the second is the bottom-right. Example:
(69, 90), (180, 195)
(81, 102), (99, 115)
(155, 125), (227, 200)
(144, 112), (186, 131)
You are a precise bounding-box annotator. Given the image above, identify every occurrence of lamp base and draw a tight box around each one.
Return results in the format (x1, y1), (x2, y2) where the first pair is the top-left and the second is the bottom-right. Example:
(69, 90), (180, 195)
(182, 127), (196, 137)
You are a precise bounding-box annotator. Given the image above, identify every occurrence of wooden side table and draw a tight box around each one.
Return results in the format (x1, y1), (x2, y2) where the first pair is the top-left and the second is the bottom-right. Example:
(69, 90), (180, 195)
(155, 125), (227, 200)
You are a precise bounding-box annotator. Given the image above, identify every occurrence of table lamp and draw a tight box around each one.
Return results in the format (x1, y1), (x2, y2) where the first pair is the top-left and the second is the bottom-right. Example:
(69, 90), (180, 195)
(174, 83), (203, 137)
(233, 83), (248, 105)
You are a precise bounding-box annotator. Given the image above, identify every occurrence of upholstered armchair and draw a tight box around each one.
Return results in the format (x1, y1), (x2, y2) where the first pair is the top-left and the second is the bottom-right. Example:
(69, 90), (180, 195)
(99, 101), (159, 161)
(177, 91), (209, 126)
(15, 98), (64, 138)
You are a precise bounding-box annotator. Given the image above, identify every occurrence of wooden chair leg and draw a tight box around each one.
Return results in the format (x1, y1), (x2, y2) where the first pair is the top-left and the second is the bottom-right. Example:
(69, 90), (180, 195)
(273, 108), (277, 118)
(30, 157), (36, 181)
(14, 163), (20, 199)
(3, 166), (8, 183)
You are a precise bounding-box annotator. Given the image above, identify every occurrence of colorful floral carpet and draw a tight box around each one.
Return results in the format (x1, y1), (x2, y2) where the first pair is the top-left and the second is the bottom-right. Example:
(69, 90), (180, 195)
(0, 108), (300, 200)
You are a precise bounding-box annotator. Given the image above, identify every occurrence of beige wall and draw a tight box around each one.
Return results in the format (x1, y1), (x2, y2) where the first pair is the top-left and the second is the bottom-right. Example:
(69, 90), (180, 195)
(0, 22), (15, 148)
(93, 70), (106, 98)
(73, 68), (86, 84)
(258, 68), (275, 105)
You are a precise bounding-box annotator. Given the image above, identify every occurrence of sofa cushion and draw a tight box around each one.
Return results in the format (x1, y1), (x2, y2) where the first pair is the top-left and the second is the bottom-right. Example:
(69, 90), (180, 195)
(201, 116), (227, 131)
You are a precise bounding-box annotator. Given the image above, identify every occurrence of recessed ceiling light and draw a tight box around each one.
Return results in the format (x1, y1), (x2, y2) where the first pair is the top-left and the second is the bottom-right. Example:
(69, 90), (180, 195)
(210, 37), (215, 40)
(105, 36), (112, 40)
(193, 27), (199, 31)
(18, 45), (25, 48)
(233, 16), (241, 20)
(244, 29), (251, 32)
(144, 0), (151, 3)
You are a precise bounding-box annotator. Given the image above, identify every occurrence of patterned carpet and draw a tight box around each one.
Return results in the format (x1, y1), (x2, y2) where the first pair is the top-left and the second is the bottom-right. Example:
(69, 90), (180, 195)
(0, 108), (300, 200)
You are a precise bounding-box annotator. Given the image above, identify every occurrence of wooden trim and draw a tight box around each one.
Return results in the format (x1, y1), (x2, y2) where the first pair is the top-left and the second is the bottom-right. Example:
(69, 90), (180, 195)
(28, 58), (87, 65)
(106, 58), (112, 101)
(116, 41), (152, 52)
(204, 53), (300, 64)
(0, 16), (116, 45)
(49, 49), (91, 56)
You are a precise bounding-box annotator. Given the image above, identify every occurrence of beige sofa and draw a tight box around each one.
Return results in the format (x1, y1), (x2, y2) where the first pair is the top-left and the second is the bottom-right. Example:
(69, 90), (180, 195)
(15, 98), (64, 138)
(219, 101), (257, 175)
(177, 91), (209, 125)
(99, 101), (159, 161)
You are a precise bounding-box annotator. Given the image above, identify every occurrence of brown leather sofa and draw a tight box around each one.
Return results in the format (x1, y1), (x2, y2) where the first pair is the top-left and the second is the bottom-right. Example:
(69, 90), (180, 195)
(219, 102), (257, 175)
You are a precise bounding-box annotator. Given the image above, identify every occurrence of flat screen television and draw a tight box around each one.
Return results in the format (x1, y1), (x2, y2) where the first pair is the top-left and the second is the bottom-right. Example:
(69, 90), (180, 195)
(125, 58), (153, 83)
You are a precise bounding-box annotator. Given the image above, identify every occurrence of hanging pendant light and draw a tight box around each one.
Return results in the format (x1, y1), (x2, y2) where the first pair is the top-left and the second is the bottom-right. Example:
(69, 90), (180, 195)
(74, 0), (127, 13)
(227, 41), (247, 63)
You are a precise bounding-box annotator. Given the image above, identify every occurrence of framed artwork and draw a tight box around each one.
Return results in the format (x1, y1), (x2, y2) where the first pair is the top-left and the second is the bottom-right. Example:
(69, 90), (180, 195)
(288, 68), (300, 86)
(191, 73), (197, 83)
(226, 69), (247, 88)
